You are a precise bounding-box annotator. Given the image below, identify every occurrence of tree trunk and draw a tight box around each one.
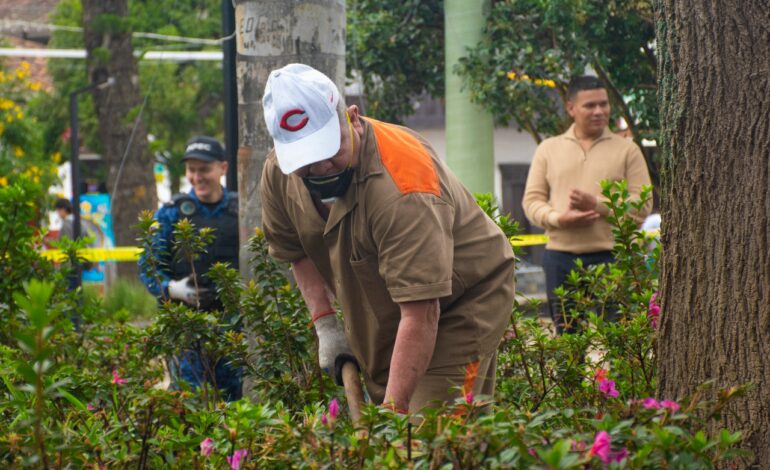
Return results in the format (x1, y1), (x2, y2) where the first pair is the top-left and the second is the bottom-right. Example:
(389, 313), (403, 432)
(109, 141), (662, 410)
(233, 0), (345, 397)
(655, 0), (770, 465)
(234, 0), (346, 275)
(82, 0), (158, 280)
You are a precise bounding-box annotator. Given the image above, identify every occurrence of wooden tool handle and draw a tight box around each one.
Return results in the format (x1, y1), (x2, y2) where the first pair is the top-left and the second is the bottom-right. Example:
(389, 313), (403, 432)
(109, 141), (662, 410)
(341, 361), (365, 424)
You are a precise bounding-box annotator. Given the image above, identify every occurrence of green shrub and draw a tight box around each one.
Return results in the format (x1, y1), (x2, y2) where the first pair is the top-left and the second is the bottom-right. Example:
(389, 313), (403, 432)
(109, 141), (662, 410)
(0, 181), (751, 468)
(100, 279), (158, 323)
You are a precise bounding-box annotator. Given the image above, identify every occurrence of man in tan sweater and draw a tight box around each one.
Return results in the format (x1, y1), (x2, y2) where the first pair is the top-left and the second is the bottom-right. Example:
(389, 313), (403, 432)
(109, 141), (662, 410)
(522, 76), (652, 333)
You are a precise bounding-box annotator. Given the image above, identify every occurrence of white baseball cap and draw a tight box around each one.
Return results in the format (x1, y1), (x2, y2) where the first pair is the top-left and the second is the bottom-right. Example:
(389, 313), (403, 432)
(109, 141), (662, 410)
(262, 64), (342, 175)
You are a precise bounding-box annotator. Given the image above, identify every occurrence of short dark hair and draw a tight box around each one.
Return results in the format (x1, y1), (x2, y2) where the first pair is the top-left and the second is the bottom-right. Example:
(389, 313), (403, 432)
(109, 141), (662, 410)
(54, 198), (72, 214)
(567, 76), (605, 100)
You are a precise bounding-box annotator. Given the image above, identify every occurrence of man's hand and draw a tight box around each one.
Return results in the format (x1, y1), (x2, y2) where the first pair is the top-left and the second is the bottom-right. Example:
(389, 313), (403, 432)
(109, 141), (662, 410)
(168, 275), (209, 305)
(568, 189), (598, 212)
(558, 208), (600, 228)
(314, 314), (357, 385)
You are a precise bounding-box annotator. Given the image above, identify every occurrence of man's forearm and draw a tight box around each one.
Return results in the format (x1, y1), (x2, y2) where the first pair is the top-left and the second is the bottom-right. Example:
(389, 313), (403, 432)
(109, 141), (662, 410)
(384, 299), (440, 410)
(292, 256), (334, 315)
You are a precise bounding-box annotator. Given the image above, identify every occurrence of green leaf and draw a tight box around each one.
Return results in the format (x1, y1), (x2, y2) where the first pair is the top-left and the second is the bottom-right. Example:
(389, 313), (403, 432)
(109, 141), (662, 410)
(57, 389), (87, 411)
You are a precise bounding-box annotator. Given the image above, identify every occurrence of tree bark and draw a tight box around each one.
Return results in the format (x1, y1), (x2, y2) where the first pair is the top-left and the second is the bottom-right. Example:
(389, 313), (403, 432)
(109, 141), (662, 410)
(655, 0), (770, 465)
(82, 0), (158, 279)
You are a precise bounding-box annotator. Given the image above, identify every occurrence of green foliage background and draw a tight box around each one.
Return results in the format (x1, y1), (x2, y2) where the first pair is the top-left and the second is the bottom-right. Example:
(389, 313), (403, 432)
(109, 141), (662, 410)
(0, 177), (752, 468)
(347, 0), (657, 148)
(347, 0), (445, 123)
(33, 0), (225, 194)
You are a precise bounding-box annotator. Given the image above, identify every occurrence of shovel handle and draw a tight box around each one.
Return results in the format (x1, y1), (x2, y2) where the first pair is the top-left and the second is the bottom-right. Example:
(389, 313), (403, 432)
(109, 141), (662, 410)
(341, 361), (365, 424)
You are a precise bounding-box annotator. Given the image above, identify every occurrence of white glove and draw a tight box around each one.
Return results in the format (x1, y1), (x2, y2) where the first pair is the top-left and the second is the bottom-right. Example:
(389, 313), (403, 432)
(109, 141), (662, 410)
(314, 314), (357, 385)
(168, 276), (209, 305)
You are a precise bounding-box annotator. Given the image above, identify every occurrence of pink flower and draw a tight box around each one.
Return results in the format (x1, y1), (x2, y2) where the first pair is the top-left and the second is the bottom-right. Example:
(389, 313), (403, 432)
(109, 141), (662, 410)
(465, 392), (474, 404)
(598, 379), (619, 398)
(227, 449), (247, 470)
(87, 403), (96, 411)
(527, 447), (537, 457)
(321, 414), (328, 426)
(572, 440), (586, 452)
(611, 447), (629, 463)
(111, 369), (128, 385)
(589, 431), (612, 463)
(328, 398), (339, 420)
(660, 400), (681, 413)
(199, 438), (214, 457)
(642, 397), (660, 409)
(648, 293), (661, 328)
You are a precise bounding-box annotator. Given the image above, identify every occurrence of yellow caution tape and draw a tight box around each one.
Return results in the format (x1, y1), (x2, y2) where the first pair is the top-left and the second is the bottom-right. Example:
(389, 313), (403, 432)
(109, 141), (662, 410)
(41, 247), (143, 262)
(510, 230), (659, 248)
(40, 230), (656, 261)
(40, 237), (550, 262)
(510, 234), (549, 247)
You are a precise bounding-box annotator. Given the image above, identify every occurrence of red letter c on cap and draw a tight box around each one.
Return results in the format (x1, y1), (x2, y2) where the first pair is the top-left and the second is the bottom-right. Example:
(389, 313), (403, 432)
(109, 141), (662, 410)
(279, 109), (309, 132)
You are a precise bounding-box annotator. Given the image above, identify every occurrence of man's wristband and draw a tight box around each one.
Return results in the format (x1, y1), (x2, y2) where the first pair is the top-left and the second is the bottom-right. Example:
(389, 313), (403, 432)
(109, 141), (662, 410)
(381, 402), (408, 415)
(311, 309), (336, 323)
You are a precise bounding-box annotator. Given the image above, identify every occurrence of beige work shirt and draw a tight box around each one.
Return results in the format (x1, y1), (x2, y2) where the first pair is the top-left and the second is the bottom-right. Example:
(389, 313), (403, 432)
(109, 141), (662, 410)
(261, 118), (515, 397)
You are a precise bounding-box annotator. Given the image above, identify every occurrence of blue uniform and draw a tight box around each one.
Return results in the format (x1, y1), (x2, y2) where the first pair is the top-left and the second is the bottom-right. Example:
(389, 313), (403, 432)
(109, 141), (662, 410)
(139, 188), (242, 401)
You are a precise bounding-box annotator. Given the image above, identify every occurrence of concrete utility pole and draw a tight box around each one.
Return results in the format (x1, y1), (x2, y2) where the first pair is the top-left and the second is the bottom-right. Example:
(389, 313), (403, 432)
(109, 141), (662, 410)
(233, 0), (346, 279)
(444, 0), (494, 194)
(233, 1), (345, 398)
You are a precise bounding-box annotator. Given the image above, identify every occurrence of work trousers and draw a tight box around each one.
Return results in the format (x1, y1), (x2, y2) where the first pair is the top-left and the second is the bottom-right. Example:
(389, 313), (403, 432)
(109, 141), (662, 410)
(365, 353), (497, 414)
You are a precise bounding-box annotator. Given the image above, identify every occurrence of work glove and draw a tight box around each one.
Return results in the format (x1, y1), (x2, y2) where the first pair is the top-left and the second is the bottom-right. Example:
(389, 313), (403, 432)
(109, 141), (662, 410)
(313, 312), (358, 385)
(168, 275), (209, 306)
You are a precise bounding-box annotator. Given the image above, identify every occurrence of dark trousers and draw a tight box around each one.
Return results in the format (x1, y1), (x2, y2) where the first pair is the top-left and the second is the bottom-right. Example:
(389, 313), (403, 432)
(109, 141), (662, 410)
(543, 249), (615, 334)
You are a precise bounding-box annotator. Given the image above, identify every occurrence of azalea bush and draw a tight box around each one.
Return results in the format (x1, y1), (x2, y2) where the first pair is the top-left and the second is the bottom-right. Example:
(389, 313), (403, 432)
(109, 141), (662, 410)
(0, 181), (751, 468)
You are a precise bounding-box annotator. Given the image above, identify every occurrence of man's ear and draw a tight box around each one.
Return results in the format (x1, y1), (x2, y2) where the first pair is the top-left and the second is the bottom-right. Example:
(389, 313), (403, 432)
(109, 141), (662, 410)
(566, 100), (576, 119)
(347, 105), (363, 132)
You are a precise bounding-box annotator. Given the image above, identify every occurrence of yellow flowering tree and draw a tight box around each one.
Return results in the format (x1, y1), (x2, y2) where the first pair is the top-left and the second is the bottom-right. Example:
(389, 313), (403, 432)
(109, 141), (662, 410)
(456, 0), (657, 147)
(0, 62), (59, 191)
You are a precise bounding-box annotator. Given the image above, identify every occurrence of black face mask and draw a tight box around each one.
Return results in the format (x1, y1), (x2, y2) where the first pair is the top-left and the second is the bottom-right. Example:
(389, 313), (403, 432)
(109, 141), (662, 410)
(302, 167), (354, 204)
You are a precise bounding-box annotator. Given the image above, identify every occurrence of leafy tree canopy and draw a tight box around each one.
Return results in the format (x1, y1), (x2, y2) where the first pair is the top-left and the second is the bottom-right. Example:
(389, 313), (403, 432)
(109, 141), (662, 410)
(38, 0), (224, 194)
(347, 0), (444, 123)
(459, 0), (656, 146)
(350, 0), (656, 147)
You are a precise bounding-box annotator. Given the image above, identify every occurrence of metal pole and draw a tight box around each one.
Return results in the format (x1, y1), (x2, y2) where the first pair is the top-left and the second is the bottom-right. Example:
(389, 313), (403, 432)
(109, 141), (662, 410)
(67, 89), (85, 291)
(222, 0), (238, 192)
(69, 92), (82, 244)
(68, 78), (114, 290)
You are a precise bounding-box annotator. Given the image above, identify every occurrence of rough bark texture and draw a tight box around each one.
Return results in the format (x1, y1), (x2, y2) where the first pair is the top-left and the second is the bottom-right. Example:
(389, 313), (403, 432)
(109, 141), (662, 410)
(82, 0), (158, 279)
(234, 0), (345, 397)
(655, 0), (770, 465)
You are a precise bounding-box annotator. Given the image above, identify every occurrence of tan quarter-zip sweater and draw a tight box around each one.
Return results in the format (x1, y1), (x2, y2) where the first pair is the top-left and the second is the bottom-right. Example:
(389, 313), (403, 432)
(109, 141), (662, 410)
(522, 124), (652, 253)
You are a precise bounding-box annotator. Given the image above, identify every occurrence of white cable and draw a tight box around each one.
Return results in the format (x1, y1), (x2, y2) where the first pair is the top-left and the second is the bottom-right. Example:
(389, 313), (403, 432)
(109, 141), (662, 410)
(0, 19), (228, 45)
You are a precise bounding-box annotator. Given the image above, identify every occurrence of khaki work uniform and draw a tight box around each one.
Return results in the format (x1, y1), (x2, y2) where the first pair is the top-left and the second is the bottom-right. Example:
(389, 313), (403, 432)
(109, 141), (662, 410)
(261, 118), (516, 410)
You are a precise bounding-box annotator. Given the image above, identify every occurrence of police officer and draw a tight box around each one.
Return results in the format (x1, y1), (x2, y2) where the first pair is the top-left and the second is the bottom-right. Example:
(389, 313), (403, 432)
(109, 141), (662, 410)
(139, 135), (242, 401)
